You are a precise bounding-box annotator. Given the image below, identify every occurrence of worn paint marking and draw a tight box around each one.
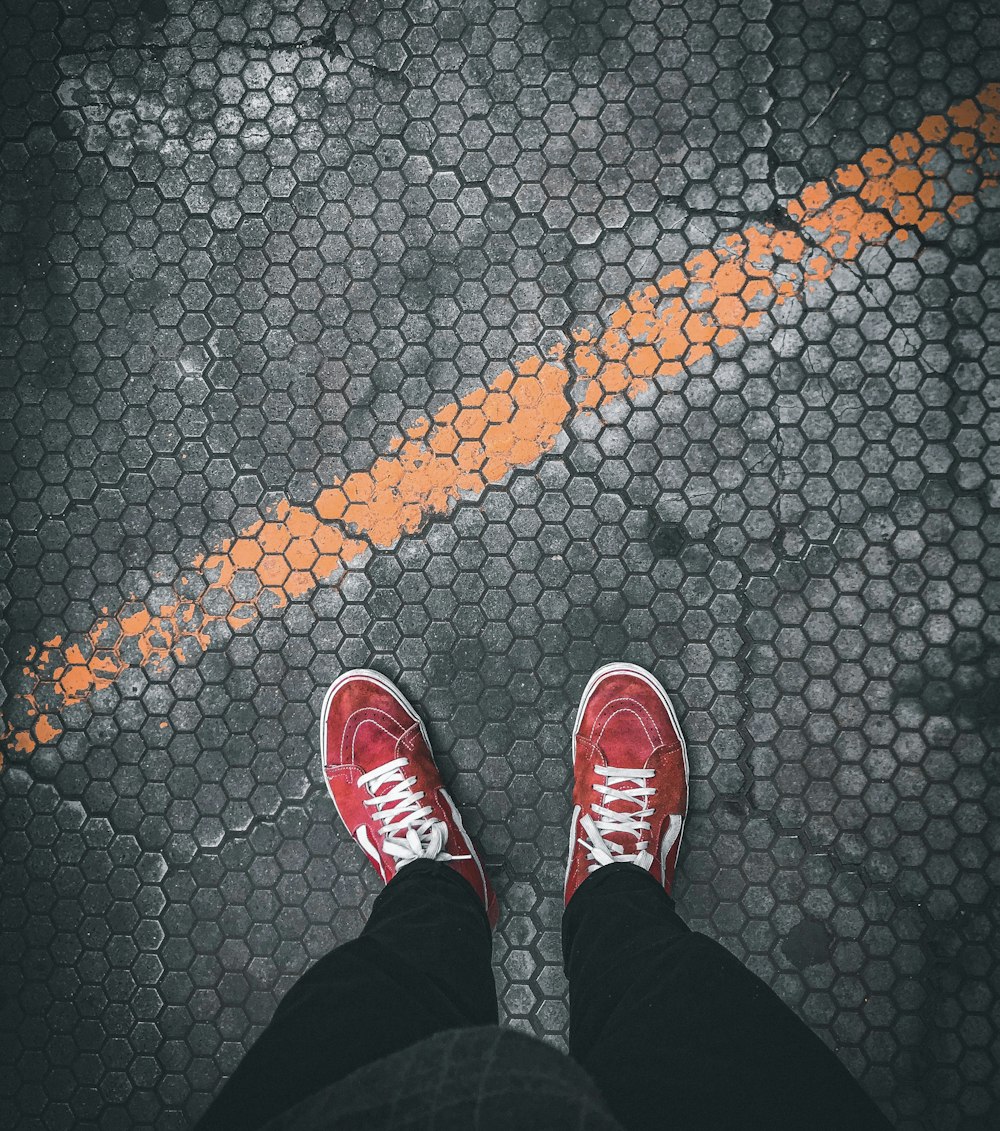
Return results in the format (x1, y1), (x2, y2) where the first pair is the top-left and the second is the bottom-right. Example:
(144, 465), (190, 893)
(2, 84), (998, 766)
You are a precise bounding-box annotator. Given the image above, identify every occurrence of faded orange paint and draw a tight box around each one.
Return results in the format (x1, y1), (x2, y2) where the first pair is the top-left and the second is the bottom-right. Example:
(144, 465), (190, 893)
(312, 354), (573, 546)
(2, 84), (998, 766)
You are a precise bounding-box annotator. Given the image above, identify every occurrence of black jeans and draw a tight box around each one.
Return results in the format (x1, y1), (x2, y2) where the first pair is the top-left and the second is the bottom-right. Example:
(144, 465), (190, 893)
(195, 861), (892, 1131)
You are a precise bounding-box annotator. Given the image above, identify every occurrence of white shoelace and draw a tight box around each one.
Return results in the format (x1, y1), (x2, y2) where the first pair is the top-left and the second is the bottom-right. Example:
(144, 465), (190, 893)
(359, 756), (470, 868)
(579, 764), (657, 872)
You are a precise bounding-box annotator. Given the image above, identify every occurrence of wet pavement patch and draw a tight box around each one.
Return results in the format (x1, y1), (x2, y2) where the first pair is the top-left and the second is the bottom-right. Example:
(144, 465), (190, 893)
(782, 918), (833, 970)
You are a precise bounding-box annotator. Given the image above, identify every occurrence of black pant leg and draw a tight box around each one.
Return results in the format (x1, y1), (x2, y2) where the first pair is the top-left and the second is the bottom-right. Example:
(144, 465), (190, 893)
(563, 863), (892, 1131)
(195, 859), (498, 1131)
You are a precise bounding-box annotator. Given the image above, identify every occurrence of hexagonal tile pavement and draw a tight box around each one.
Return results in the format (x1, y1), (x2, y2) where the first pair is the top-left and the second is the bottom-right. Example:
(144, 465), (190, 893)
(1, 1), (999, 1128)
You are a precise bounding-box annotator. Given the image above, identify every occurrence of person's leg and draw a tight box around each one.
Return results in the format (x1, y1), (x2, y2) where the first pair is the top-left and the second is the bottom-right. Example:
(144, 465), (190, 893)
(196, 858), (496, 1131)
(561, 663), (890, 1130)
(198, 669), (501, 1130)
(563, 862), (892, 1131)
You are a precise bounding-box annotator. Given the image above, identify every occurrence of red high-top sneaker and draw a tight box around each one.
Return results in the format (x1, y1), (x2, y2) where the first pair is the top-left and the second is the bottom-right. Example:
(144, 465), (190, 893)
(565, 662), (689, 905)
(321, 669), (498, 928)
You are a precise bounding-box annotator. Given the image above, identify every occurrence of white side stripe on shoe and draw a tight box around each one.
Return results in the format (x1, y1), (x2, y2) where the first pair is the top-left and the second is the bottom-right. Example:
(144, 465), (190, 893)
(659, 814), (683, 874)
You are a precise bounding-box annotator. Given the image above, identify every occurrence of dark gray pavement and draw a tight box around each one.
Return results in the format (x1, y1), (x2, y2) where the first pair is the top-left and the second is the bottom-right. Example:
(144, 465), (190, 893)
(1, 1), (999, 1127)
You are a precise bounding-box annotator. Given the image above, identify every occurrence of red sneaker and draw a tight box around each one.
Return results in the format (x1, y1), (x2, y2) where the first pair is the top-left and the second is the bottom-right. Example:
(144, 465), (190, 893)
(321, 669), (498, 928)
(565, 663), (689, 905)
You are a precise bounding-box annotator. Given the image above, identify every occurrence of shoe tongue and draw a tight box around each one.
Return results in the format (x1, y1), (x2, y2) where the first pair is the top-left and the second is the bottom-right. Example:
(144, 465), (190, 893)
(592, 752), (649, 854)
(601, 828), (638, 855)
(579, 733), (650, 768)
(367, 761), (404, 797)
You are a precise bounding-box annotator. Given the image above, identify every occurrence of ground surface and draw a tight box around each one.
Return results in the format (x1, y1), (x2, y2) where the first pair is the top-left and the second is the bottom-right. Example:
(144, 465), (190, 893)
(1, 1), (999, 1128)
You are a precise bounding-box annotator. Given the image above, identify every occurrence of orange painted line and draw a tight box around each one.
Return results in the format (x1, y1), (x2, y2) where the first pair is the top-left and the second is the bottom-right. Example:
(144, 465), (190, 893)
(2, 84), (998, 766)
